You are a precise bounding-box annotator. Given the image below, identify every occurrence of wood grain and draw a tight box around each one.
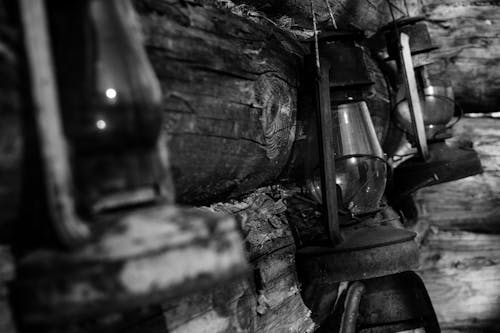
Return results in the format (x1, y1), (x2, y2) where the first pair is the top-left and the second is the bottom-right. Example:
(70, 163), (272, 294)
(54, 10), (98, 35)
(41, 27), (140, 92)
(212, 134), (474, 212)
(420, 0), (500, 112)
(415, 117), (500, 330)
(418, 229), (500, 331)
(415, 118), (500, 232)
(137, 0), (304, 205)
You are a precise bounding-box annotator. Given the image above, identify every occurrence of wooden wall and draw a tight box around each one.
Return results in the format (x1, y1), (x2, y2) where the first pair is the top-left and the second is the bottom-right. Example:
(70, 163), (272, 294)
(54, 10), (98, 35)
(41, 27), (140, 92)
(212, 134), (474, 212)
(420, 0), (500, 113)
(416, 117), (500, 332)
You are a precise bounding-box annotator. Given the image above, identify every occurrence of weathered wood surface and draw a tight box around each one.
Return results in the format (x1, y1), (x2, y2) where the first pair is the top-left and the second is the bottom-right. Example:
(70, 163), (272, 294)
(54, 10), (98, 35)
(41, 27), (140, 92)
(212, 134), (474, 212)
(137, 0), (305, 205)
(161, 187), (319, 333)
(231, 0), (500, 113)
(418, 229), (500, 332)
(414, 118), (500, 232)
(229, 0), (413, 35)
(414, 117), (500, 331)
(421, 0), (500, 113)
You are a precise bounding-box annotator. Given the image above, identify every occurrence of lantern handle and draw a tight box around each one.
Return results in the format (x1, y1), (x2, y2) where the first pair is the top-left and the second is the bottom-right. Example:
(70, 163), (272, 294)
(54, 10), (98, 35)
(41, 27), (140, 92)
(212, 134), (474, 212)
(317, 60), (343, 246)
(19, 0), (91, 247)
(398, 33), (430, 160)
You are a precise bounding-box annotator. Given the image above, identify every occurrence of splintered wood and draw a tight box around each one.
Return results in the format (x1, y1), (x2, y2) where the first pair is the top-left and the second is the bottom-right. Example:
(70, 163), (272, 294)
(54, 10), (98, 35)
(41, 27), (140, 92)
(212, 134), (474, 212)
(162, 188), (317, 333)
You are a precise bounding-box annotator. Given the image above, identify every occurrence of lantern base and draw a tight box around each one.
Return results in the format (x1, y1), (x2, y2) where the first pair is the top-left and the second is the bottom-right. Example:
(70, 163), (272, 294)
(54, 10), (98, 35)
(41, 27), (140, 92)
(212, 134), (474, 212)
(390, 140), (483, 199)
(296, 226), (418, 283)
(10, 205), (249, 330)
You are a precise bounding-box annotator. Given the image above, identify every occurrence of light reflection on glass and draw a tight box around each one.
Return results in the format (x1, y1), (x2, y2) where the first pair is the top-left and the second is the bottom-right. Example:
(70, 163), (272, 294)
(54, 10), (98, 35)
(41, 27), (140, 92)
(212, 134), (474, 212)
(96, 119), (106, 130)
(105, 88), (117, 99)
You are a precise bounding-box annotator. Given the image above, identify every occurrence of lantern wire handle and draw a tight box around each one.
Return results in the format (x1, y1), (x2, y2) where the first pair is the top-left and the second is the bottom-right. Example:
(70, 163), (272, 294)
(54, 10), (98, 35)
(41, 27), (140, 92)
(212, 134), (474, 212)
(309, 0), (342, 245)
(310, 0), (321, 76)
(399, 33), (430, 159)
(324, 0), (338, 29)
(403, 0), (410, 16)
(384, 0), (406, 17)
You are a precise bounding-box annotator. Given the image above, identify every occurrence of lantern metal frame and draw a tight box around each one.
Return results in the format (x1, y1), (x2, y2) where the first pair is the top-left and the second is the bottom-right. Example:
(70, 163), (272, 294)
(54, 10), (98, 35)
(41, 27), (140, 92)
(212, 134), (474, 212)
(297, 30), (418, 281)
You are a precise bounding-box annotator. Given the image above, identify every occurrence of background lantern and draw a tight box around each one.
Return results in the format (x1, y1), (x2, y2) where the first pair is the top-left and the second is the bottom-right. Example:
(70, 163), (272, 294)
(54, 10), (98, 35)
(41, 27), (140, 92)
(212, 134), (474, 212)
(298, 29), (418, 281)
(368, 17), (483, 198)
(306, 31), (388, 217)
(296, 28), (439, 331)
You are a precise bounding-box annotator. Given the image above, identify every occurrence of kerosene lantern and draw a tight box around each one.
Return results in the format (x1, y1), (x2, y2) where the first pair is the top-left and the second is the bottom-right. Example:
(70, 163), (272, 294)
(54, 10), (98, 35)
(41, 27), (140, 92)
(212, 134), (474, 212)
(12, 0), (248, 331)
(297, 30), (418, 283)
(370, 17), (483, 198)
(306, 31), (388, 220)
(296, 28), (441, 332)
(15, 0), (171, 248)
(54, 0), (171, 218)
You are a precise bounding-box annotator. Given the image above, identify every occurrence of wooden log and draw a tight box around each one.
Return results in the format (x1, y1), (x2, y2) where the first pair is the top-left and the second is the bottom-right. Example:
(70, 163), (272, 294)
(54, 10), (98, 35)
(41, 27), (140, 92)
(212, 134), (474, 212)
(420, 0), (500, 113)
(417, 229), (500, 332)
(414, 117), (500, 232)
(413, 116), (500, 331)
(136, 0), (305, 205)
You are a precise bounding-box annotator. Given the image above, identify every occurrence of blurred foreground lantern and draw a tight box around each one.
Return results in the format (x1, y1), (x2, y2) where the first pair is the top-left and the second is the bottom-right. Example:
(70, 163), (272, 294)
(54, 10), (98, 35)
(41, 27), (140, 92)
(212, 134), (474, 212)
(55, 0), (171, 216)
(12, 0), (248, 330)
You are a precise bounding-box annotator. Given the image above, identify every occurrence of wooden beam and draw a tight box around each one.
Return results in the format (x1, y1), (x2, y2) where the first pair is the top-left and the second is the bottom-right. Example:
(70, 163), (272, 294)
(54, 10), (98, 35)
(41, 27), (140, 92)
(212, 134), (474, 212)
(136, 0), (305, 205)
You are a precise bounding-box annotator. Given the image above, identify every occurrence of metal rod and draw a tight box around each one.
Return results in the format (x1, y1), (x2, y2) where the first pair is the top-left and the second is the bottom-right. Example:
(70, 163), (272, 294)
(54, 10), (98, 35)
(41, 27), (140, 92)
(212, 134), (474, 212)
(317, 60), (342, 245)
(19, 0), (91, 247)
(324, 0), (338, 29)
(399, 33), (429, 160)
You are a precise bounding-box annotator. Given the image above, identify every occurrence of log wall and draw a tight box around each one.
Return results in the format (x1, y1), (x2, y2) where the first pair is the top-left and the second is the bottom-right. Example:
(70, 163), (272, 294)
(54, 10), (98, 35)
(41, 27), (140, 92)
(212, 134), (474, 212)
(415, 117), (500, 332)
(421, 0), (500, 113)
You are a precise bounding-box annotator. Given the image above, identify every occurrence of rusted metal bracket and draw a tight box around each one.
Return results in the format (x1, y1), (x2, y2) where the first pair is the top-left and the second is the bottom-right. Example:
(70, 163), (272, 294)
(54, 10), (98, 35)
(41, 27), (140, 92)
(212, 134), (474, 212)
(399, 32), (429, 160)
